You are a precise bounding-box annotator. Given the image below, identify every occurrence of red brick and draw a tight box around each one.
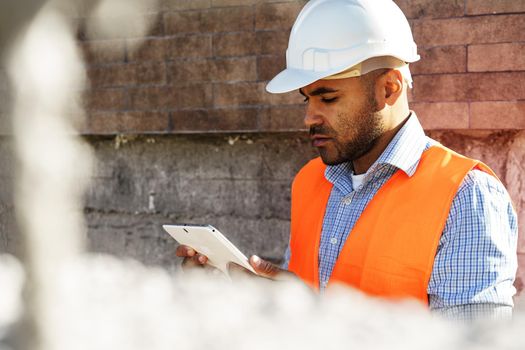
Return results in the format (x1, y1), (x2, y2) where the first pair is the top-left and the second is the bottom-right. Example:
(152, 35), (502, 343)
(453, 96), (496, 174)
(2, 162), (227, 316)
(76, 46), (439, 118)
(86, 89), (128, 111)
(147, 13), (165, 36)
(258, 106), (306, 131)
(164, 11), (204, 34)
(130, 85), (213, 110)
(257, 55), (285, 81)
(129, 86), (169, 110)
(170, 84), (213, 109)
(468, 43), (525, 72)
(470, 101), (525, 129)
(171, 108), (258, 132)
(87, 111), (169, 134)
(81, 40), (126, 64)
(205, 6), (255, 32)
(410, 46), (466, 74)
(410, 102), (469, 129)
(412, 72), (525, 102)
(162, 0), (211, 11)
(164, 7), (253, 34)
(394, 0), (464, 19)
(167, 35), (212, 59)
(413, 15), (525, 46)
(466, 0), (525, 15)
(213, 82), (302, 107)
(214, 82), (263, 107)
(256, 31), (289, 55)
(169, 54), (257, 88)
(85, 14), (163, 39)
(413, 74), (471, 102)
(88, 63), (166, 87)
(86, 64), (123, 87)
(168, 59), (212, 83)
(212, 57), (257, 81)
(255, 2), (303, 30)
(212, 0), (256, 6)
(127, 38), (167, 62)
(213, 32), (258, 57)
(258, 0), (302, 2)
(134, 63), (167, 85)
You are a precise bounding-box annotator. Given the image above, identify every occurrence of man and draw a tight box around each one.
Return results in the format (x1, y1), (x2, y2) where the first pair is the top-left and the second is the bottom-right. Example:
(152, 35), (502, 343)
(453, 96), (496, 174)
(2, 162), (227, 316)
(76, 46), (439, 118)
(177, 0), (518, 320)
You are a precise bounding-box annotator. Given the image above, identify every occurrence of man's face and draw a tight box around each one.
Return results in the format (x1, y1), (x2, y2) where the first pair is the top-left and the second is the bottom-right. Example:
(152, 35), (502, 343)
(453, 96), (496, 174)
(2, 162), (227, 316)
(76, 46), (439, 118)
(300, 73), (385, 166)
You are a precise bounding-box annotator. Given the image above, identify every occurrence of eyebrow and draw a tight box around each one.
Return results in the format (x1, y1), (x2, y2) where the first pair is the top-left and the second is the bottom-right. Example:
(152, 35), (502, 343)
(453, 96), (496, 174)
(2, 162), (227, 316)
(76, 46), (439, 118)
(299, 87), (339, 97)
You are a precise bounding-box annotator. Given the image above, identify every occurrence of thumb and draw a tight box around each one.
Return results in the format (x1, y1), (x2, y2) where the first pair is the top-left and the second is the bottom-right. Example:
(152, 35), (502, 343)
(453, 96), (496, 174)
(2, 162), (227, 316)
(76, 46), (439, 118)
(250, 255), (281, 279)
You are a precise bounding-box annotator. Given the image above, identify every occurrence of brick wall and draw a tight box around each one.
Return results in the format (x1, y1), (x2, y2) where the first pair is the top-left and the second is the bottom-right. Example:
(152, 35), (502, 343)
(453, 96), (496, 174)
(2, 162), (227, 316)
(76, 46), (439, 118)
(407, 0), (525, 130)
(79, 0), (525, 134)
(80, 0), (304, 134)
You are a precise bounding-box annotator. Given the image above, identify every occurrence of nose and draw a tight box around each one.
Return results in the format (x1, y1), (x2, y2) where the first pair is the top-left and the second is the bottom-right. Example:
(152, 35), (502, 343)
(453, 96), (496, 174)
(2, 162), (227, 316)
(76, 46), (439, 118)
(303, 102), (323, 129)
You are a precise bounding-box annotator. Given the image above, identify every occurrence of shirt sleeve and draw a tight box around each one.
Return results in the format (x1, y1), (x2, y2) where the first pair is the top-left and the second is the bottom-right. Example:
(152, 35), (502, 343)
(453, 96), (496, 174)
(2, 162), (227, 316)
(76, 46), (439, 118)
(432, 304), (513, 321)
(427, 169), (518, 319)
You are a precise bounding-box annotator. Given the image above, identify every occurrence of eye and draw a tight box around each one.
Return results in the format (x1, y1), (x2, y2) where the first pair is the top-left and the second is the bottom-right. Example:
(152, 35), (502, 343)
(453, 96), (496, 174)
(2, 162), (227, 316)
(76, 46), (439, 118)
(321, 97), (338, 103)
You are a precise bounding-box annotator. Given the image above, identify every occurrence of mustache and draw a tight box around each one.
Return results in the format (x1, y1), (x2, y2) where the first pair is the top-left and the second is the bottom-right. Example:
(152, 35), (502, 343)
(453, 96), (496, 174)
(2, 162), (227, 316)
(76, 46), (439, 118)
(309, 125), (334, 136)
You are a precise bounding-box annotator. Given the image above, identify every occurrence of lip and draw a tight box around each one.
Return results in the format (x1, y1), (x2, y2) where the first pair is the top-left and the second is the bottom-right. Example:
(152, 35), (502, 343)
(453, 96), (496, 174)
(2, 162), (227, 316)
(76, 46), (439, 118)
(311, 135), (332, 147)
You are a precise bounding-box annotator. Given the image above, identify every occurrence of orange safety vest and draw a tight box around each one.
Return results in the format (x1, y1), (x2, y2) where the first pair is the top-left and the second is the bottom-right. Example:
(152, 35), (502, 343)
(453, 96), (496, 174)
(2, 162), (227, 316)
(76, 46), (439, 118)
(288, 144), (497, 303)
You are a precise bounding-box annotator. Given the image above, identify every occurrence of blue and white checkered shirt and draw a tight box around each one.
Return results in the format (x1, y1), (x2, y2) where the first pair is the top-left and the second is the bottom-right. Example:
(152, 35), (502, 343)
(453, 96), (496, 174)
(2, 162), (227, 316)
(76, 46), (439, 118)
(284, 113), (518, 320)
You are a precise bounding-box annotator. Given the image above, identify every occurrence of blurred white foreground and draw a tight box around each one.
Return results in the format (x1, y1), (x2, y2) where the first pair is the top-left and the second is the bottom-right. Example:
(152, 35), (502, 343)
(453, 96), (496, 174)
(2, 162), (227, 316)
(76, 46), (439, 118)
(1, 253), (525, 350)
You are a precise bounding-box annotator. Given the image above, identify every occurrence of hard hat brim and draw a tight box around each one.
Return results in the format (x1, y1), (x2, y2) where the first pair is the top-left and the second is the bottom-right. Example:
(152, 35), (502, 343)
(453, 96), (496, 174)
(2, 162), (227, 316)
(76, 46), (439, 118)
(265, 68), (330, 94)
(266, 54), (419, 94)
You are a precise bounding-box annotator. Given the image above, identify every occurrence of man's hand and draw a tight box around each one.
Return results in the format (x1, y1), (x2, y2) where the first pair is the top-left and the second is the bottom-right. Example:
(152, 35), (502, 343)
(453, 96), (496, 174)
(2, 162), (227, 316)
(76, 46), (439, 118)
(175, 244), (209, 269)
(175, 245), (296, 282)
(248, 255), (294, 281)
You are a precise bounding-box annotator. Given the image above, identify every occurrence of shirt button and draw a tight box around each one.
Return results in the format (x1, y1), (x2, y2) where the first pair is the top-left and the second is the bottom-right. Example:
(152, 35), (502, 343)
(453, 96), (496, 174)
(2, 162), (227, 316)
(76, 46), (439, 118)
(330, 237), (338, 245)
(342, 196), (352, 205)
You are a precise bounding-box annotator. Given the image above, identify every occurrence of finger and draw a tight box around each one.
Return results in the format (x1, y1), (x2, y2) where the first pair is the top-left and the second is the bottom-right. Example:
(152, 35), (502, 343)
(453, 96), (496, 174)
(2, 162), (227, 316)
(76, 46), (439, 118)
(192, 253), (208, 265)
(175, 245), (196, 257)
(249, 255), (282, 279)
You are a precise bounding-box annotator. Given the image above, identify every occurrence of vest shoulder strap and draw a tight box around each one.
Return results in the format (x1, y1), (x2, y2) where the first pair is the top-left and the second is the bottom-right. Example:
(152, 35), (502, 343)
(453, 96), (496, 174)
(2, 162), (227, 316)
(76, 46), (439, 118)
(289, 157), (331, 288)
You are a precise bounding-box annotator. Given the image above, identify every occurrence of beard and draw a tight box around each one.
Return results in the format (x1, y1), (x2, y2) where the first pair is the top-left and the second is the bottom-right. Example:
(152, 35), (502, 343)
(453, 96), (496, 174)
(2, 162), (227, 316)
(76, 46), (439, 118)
(310, 91), (384, 166)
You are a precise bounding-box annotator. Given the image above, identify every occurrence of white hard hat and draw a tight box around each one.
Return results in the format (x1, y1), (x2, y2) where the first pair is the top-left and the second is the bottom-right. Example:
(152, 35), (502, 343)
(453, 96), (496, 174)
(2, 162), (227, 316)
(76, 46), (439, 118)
(266, 0), (420, 94)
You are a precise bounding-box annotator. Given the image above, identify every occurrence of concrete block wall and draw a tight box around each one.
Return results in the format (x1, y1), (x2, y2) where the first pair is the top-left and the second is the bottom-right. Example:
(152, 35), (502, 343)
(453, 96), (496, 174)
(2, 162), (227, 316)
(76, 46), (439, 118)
(81, 134), (315, 269)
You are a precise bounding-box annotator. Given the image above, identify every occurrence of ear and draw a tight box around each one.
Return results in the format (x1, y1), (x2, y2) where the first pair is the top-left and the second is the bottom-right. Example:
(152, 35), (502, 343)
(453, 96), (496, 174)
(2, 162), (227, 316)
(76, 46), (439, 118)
(381, 69), (403, 106)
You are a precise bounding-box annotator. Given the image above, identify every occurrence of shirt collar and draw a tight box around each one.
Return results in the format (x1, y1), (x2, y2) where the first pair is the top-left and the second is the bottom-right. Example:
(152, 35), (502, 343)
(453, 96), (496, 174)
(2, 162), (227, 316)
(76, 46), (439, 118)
(325, 112), (428, 185)
(370, 111), (427, 177)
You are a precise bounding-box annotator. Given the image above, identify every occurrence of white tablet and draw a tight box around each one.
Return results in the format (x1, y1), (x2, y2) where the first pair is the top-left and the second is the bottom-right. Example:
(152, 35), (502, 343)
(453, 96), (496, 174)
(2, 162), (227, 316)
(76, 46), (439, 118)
(163, 224), (256, 275)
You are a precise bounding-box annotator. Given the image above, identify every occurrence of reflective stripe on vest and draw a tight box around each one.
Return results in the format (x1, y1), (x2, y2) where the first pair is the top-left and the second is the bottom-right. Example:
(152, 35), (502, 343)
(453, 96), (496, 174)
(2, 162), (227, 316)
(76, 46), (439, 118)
(288, 145), (497, 303)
